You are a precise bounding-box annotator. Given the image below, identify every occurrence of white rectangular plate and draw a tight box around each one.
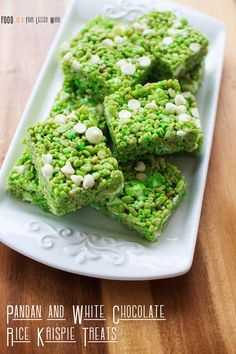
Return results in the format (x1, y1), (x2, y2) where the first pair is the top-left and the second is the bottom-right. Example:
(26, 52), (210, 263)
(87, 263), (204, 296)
(0, 0), (226, 280)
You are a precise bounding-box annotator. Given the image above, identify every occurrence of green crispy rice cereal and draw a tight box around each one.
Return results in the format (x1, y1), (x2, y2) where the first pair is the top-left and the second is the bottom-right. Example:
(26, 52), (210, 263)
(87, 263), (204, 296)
(8, 80), (108, 210)
(104, 79), (202, 161)
(61, 16), (155, 99)
(92, 156), (187, 241)
(7, 148), (49, 210)
(127, 11), (208, 79)
(49, 79), (107, 131)
(179, 61), (204, 94)
(27, 115), (124, 216)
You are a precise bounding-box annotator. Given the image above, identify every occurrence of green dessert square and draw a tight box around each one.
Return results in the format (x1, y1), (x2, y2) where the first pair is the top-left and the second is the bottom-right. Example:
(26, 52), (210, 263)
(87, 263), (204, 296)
(26, 114), (124, 216)
(49, 79), (107, 131)
(92, 156), (187, 241)
(104, 79), (203, 161)
(8, 80), (110, 212)
(127, 11), (208, 79)
(61, 16), (155, 99)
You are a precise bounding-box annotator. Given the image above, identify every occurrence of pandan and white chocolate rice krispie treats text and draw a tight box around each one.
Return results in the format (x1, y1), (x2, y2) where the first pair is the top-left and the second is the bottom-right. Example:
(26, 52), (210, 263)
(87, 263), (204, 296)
(61, 16), (156, 99)
(104, 79), (202, 162)
(26, 112), (124, 216)
(92, 156), (187, 242)
(127, 11), (208, 79)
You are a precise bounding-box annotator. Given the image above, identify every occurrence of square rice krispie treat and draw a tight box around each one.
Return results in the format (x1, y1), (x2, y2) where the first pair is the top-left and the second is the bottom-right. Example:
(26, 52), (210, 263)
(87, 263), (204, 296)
(92, 156), (187, 241)
(61, 16), (155, 99)
(104, 79), (202, 161)
(26, 114), (124, 216)
(127, 11), (208, 79)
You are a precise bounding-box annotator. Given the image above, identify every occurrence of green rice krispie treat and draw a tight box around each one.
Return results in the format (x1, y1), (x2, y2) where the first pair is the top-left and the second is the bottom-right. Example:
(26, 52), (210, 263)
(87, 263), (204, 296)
(92, 156), (187, 241)
(7, 80), (108, 210)
(7, 148), (49, 210)
(49, 79), (107, 131)
(104, 79), (202, 161)
(27, 115), (124, 216)
(178, 61), (204, 94)
(61, 16), (155, 99)
(127, 11), (208, 79)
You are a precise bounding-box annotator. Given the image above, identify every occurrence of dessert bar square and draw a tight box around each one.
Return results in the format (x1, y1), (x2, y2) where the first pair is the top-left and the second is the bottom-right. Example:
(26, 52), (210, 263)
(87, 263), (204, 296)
(27, 114), (123, 215)
(128, 11), (208, 79)
(104, 79), (202, 161)
(61, 16), (155, 99)
(92, 156), (187, 241)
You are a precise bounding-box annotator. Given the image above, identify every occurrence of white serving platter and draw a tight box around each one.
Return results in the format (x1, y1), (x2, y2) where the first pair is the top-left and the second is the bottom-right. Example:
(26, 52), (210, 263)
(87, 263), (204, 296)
(0, 0), (226, 280)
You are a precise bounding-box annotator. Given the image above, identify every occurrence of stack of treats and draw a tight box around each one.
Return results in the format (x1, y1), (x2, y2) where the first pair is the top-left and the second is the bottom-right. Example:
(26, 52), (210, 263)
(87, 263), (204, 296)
(7, 11), (209, 242)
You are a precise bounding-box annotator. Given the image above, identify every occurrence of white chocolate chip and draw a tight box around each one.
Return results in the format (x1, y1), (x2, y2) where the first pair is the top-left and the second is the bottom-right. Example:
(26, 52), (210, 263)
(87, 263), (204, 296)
(116, 59), (127, 67)
(60, 41), (70, 51)
(41, 164), (53, 179)
(138, 56), (151, 68)
(14, 165), (25, 174)
(178, 113), (191, 122)
(168, 88), (176, 97)
(85, 127), (103, 144)
(61, 161), (75, 176)
(128, 99), (141, 111)
(60, 91), (70, 100)
(145, 101), (158, 109)
(143, 28), (155, 35)
(173, 20), (182, 29)
(133, 22), (145, 31)
(189, 43), (201, 52)
(136, 173), (147, 182)
(134, 161), (146, 172)
(195, 119), (201, 128)
(162, 37), (173, 45)
(179, 30), (187, 38)
(176, 105), (187, 114)
(54, 114), (67, 123)
(120, 63), (136, 75)
(42, 153), (53, 165)
(182, 91), (191, 98)
(90, 55), (101, 64)
(74, 122), (87, 134)
(66, 112), (77, 119)
(167, 28), (177, 36)
(165, 102), (177, 113)
(102, 38), (114, 46)
(113, 25), (126, 35)
(83, 174), (95, 189)
(114, 36), (126, 44)
(70, 174), (83, 186)
(118, 110), (132, 120)
(62, 52), (72, 61)
(191, 107), (200, 118)
(71, 60), (81, 70)
(176, 130), (187, 137)
(174, 94), (186, 106)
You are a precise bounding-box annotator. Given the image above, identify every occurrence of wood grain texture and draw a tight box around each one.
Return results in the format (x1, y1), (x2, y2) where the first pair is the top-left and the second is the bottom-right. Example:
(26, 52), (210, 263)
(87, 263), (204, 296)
(0, 0), (236, 353)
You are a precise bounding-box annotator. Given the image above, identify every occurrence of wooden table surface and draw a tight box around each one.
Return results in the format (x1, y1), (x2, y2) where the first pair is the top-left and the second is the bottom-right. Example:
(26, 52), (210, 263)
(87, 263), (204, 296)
(0, 0), (236, 353)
